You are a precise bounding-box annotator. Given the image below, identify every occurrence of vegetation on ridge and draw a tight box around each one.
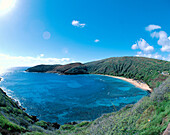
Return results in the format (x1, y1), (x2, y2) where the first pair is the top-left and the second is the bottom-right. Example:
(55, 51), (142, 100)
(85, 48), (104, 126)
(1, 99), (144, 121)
(27, 57), (170, 89)
(0, 88), (60, 134)
(0, 88), (31, 134)
(72, 57), (170, 88)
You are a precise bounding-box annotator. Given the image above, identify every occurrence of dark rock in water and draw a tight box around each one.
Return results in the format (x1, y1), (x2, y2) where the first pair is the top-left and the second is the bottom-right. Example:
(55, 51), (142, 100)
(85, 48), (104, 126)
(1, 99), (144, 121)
(22, 108), (26, 111)
(15, 101), (20, 106)
(52, 122), (60, 129)
(19, 106), (26, 111)
(147, 90), (151, 94)
(146, 90), (151, 97)
(65, 121), (78, 125)
(31, 115), (39, 122)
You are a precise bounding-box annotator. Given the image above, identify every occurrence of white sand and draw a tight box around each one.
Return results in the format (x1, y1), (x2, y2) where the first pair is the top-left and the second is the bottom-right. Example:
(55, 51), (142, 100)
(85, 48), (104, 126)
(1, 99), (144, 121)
(98, 74), (153, 92)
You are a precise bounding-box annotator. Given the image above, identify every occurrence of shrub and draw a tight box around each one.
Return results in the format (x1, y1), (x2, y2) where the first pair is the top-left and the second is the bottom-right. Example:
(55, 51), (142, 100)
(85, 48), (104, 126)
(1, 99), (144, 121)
(0, 114), (25, 132)
(35, 121), (49, 129)
(60, 124), (75, 131)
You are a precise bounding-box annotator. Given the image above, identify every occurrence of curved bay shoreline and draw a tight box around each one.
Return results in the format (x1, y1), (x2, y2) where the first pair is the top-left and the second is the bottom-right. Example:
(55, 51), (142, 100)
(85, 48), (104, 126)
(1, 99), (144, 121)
(0, 73), (151, 125)
(96, 74), (153, 92)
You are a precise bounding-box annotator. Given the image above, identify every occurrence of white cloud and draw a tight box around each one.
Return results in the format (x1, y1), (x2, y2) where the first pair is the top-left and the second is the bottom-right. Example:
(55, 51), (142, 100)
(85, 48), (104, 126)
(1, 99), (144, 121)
(152, 53), (163, 59)
(131, 44), (138, 50)
(40, 54), (44, 57)
(150, 31), (159, 38)
(137, 51), (142, 55)
(151, 31), (170, 52)
(136, 52), (169, 61)
(161, 45), (170, 52)
(94, 39), (100, 43)
(145, 24), (161, 31)
(166, 54), (170, 61)
(72, 20), (86, 28)
(132, 25), (169, 61)
(0, 53), (72, 70)
(131, 38), (154, 52)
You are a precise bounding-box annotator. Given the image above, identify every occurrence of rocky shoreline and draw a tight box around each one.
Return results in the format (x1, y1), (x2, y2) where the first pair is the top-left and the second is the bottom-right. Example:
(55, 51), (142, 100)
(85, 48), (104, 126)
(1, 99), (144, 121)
(0, 78), (62, 134)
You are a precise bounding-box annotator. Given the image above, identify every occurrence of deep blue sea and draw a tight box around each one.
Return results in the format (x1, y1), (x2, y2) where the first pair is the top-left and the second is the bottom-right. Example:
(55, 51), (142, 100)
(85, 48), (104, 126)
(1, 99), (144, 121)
(0, 67), (148, 124)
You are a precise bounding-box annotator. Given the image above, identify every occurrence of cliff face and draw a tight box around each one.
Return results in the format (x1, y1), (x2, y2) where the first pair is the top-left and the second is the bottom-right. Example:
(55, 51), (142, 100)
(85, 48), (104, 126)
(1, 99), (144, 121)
(0, 88), (34, 134)
(0, 88), (60, 134)
(26, 56), (170, 88)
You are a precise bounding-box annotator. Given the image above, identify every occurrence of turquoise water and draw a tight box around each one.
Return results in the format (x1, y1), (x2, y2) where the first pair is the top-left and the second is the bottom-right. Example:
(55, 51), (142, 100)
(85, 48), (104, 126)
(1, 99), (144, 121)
(0, 67), (148, 124)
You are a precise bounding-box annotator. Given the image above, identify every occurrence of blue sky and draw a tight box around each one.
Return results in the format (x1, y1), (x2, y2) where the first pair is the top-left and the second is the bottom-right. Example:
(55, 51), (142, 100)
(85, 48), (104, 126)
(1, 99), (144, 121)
(0, 0), (170, 69)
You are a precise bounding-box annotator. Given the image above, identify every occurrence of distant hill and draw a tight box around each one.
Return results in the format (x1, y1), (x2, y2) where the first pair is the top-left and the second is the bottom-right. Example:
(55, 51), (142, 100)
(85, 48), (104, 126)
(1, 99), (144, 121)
(26, 63), (85, 74)
(26, 56), (170, 88)
(26, 64), (61, 73)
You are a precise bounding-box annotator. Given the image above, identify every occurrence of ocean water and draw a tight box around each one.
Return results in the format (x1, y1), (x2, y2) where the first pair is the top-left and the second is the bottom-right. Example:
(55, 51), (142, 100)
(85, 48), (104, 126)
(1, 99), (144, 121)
(0, 67), (148, 124)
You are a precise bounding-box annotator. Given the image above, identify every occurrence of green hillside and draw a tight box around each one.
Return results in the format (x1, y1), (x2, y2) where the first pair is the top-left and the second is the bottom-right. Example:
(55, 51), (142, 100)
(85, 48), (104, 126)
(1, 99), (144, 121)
(26, 64), (60, 73)
(27, 57), (170, 89)
(85, 57), (170, 89)
(0, 88), (60, 135)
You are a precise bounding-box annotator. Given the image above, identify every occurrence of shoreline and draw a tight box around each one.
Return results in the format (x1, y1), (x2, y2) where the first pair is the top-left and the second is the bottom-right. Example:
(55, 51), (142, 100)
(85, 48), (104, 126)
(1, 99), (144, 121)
(0, 77), (22, 107)
(96, 74), (153, 92)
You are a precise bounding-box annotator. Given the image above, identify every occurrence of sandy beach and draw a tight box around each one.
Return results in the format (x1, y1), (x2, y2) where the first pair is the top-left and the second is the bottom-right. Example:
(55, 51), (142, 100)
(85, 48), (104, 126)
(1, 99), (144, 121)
(97, 74), (153, 92)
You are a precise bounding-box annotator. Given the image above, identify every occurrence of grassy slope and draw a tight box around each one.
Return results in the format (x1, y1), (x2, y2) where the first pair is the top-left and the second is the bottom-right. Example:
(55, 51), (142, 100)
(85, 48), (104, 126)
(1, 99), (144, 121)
(84, 57), (170, 89)
(0, 88), (32, 134)
(0, 88), (59, 134)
